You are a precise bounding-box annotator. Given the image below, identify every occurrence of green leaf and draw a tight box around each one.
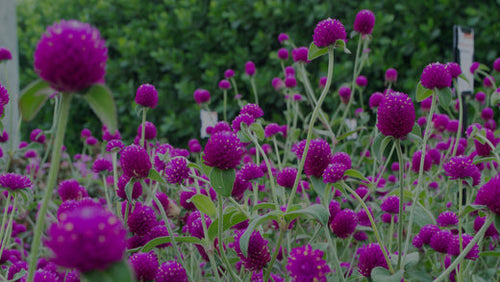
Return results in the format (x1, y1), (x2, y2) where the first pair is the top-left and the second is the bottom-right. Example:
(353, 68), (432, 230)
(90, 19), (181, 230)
(249, 123), (265, 141)
(457, 74), (470, 84)
(437, 87), (452, 108)
(284, 204), (329, 226)
(473, 157), (497, 165)
(147, 169), (165, 184)
(252, 202), (277, 212)
(240, 211), (282, 257)
(7, 269), (26, 282)
(334, 39), (351, 54)
(188, 162), (202, 171)
(371, 267), (404, 282)
(461, 204), (487, 217)
(411, 124), (422, 139)
(236, 130), (251, 143)
(83, 260), (133, 282)
(416, 81), (433, 102)
(209, 167), (236, 197)
(404, 252), (419, 269)
(190, 194), (217, 218)
(124, 178), (135, 203)
(308, 42), (328, 61)
(343, 169), (369, 182)
(494, 214), (500, 232)
(18, 79), (53, 122)
(337, 127), (366, 142)
(310, 176), (327, 203)
(490, 90), (500, 106)
(83, 84), (118, 133)
(141, 236), (202, 252)
(208, 211), (248, 241)
(479, 251), (500, 257)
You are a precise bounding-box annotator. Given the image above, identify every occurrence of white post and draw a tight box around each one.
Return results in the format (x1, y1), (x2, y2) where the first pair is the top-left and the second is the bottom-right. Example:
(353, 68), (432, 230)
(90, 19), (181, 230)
(0, 0), (20, 154)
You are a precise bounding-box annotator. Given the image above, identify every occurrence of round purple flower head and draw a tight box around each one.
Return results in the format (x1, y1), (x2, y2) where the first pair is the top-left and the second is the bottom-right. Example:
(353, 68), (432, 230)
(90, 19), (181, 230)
(264, 123), (282, 138)
(232, 113), (255, 132)
(381, 195), (399, 214)
(127, 201), (158, 236)
(475, 174), (500, 216)
(135, 83), (158, 109)
(354, 9), (375, 35)
(418, 224), (440, 244)
(448, 234), (479, 260)
(430, 229), (452, 253)
(338, 86), (351, 104)
(474, 128), (497, 157)
(369, 92), (384, 109)
(331, 209), (358, 238)
(376, 91), (416, 139)
(319, 76), (327, 89)
(45, 205), (126, 272)
(165, 157), (190, 184)
(277, 48), (289, 60)
(470, 62), (480, 74)
(475, 91), (485, 103)
(240, 163), (264, 181)
(129, 251), (158, 281)
(474, 216), (499, 237)
(446, 62), (462, 79)
(356, 75), (368, 87)
(272, 77), (285, 91)
(0, 131), (8, 143)
(292, 47), (309, 63)
(106, 139), (124, 153)
(385, 68), (398, 82)
(411, 150), (432, 173)
(285, 76), (297, 88)
(444, 156), (480, 184)
(331, 151), (352, 168)
(92, 158), (112, 174)
(357, 243), (389, 277)
(483, 76), (494, 88)
(437, 211), (458, 227)
(155, 261), (188, 282)
(30, 129), (46, 144)
(293, 138), (333, 177)
(241, 103), (264, 119)
(188, 138), (201, 153)
(211, 121), (231, 133)
(286, 244), (330, 281)
(203, 131), (244, 170)
(323, 162), (348, 183)
(313, 18), (347, 48)
(0, 47), (12, 62)
(481, 107), (494, 120)
(218, 79), (231, 90)
(34, 20), (107, 92)
(224, 69), (235, 78)
(137, 121), (157, 140)
(421, 62), (452, 89)
(116, 176), (142, 200)
(0, 173), (32, 191)
(234, 230), (271, 271)
(58, 179), (86, 201)
(278, 33), (289, 43)
(193, 88), (210, 105)
(245, 61), (256, 76)
(285, 66), (295, 76)
(493, 58), (500, 72)
(276, 167), (298, 189)
(120, 145), (151, 179)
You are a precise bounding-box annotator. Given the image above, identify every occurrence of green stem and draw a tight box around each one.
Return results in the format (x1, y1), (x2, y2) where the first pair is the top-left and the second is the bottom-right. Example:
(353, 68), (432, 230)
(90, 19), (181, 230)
(457, 180), (464, 282)
(263, 229), (284, 282)
(250, 77), (258, 105)
(286, 47), (335, 211)
(217, 194), (240, 281)
(433, 214), (494, 282)
(0, 193), (16, 259)
(223, 90), (227, 122)
(452, 91), (464, 157)
(112, 152), (119, 193)
(272, 136), (282, 171)
(324, 228), (346, 282)
(102, 174), (112, 210)
(387, 216), (394, 254)
(28, 93), (72, 282)
(140, 108), (147, 147)
(395, 138), (404, 269)
(230, 77), (239, 97)
(0, 192), (12, 251)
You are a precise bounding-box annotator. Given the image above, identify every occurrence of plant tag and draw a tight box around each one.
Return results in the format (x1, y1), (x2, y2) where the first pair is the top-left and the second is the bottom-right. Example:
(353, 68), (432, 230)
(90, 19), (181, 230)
(200, 110), (218, 138)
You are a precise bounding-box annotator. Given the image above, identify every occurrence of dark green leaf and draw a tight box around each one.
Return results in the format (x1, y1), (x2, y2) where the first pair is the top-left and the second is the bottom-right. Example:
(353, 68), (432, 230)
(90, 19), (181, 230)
(457, 74), (470, 84)
(308, 42), (328, 61)
(236, 130), (251, 143)
(124, 178), (135, 203)
(284, 204), (329, 226)
(147, 169), (165, 184)
(252, 202), (277, 212)
(83, 260), (133, 282)
(461, 204), (487, 217)
(209, 167), (236, 197)
(404, 252), (419, 269)
(249, 123), (265, 141)
(83, 84), (118, 133)
(337, 127), (365, 142)
(208, 211), (248, 241)
(240, 211), (282, 257)
(490, 90), (500, 106)
(188, 162), (202, 171)
(416, 81), (433, 102)
(141, 236), (202, 252)
(19, 79), (53, 122)
(310, 176), (327, 203)
(437, 87), (452, 108)
(473, 157), (497, 165)
(343, 169), (369, 182)
(494, 214), (500, 232)
(8, 269), (26, 282)
(190, 194), (217, 218)
(479, 251), (500, 257)
(334, 39), (351, 54)
(371, 267), (404, 282)
(411, 124), (422, 139)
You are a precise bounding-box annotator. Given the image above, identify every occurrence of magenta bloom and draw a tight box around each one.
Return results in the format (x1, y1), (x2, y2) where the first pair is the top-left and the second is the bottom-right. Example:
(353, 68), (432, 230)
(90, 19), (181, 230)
(411, 150), (432, 173)
(127, 201), (158, 236)
(272, 77), (285, 91)
(218, 79), (231, 89)
(421, 62), (452, 89)
(474, 128), (497, 156)
(165, 157), (190, 184)
(330, 209), (358, 238)
(319, 76), (327, 89)
(34, 20), (107, 92)
(437, 211), (459, 227)
(481, 107), (494, 120)
(193, 88), (210, 105)
(240, 103), (264, 119)
(224, 69), (235, 78)
(203, 131), (244, 170)
(430, 230), (452, 253)
(385, 68), (398, 82)
(277, 48), (289, 60)
(116, 176), (142, 200)
(245, 61), (256, 76)
(291, 47), (309, 63)
(369, 92), (384, 109)
(276, 167), (298, 188)
(58, 179), (86, 202)
(264, 123), (281, 138)
(232, 113), (255, 132)
(129, 251), (158, 281)
(444, 156), (480, 185)
(188, 138), (201, 153)
(376, 91), (416, 139)
(240, 163), (264, 181)
(475, 174), (500, 216)
(137, 122), (157, 140)
(284, 76), (297, 88)
(92, 158), (112, 174)
(135, 83), (158, 109)
(418, 224), (440, 244)
(0, 47), (12, 62)
(120, 145), (152, 179)
(331, 152), (352, 168)
(357, 243), (389, 277)
(323, 162), (348, 183)
(475, 91), (486, 103)
(106, 139), (124, 153)
(446, 62), (462, 79)
(45, 205), (126, 272)
(155, 261), (188, 282)
(0, 173), (32, 191)
(234, 230), (271, 271)
(483, 76), (494, 88)
(356, 75), (368, 87)
(447, 234), (479, 260)
(278, 33), (289, 43)
(354, 9), (375, 35)
(293, 138), (332, 177)
(286, 244), (330, 281)
(338, 86), (351, 104)
(313, 18), (346, 48)
(30, 128), (46, 144)
(380, 195), (399, 214)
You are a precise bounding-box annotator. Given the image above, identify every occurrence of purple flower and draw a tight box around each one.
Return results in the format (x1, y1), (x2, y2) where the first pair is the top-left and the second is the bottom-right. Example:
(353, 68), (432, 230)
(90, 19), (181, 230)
(45, 205), (126, 272)
(331, 151), (352, 169)
(0, 47), (12, 62)
(234, 230), (271, 271)
(137, 121), (157, 140)
(264, 123), (282, 138)
(286, 244), (330, 281)
(240, 163), (264, 181)
(155, 261), (188, 282)
(430, 229), (452, 253)
(291, 47), (309, 63)
(354, 9), (375, 35)
(193, 88), (210, 105)
(447, 234), (479, 260)
(129, 251), (158, 281)
(381, 195), (400, 214)
(319, 76), (327, 89)
(421, 62), (452, 89)
(127, 201), (158, 236)
(338, 86), (351, 104)
(116, 176), (142, 200)
(203, 131), (244, 170)
(30, 129), (46, 144)
(475, 174), (500, 216)
(323, 162), (348, 183)
(277, 48), (289, 60)
(146, 225), (171, 248)
(231, 114), (255, 132)
(272, 77), (285, 91)
(86, 136), (98, 146)
(444, 156), (480, 185)
(357, 243), (389, 277)
(92, 158), (112, 174)
(218, 79), (231, 89)
(483, 76), (494, 88)
(224, 69), (235, 78)
(418, 224), (440, 244)
(165, 157), (190, 184)
(34, 20), (107, 92)
(376, 91), (416, 139)
(120, 145), (151, 179)
(0, 131), (8, 143)
(152, 192), (170, 215)
(188, 138), (201, 153)
(385, 68), (398, 82)
(446, 62), (462, 79)
(369, 92), (384, 109)
(473, 216), (498, 237)
(470, 62), (480, 74)
(474, 128), (497, 156)
(475, 91), (486, 103)
(58, 179), (86, 201)
(135, 83), (158, 109)
(278, 33), (289, 43)
(356, 75), (368, 87)
(293, 138), (333, 177)
(284, 76), (297, 88)
(313, 18), (346, 48)
(411, 150), (432, 173)
(481, 107), (494, 120)
(437, 211), (459, 227)
(0, 173), (32, 191)
(106, 139), (124, 153)
(245, 61), (256, 76)
(240, 103), (264, 119)
(331, 209), (358, 238)
(276, 167), (297, 189)
(231, 172), (251, 201)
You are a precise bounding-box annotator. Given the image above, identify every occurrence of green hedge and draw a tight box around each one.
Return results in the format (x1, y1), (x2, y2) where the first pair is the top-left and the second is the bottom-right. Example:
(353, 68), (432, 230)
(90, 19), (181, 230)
(17, 0), (500, 153)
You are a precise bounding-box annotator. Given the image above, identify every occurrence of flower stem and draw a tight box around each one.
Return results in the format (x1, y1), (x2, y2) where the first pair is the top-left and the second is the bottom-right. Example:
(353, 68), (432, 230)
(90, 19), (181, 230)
(140, 108), (147, 148)
(395, 138), (404, 269)
(452, 91), (464, 157)
(28, 92), (72, 282)
(250, 77), (258, 105)
(223, 90), (227, 122)
(0, 192), (12, 252)
(272, 136), (282, 171)
(217, 194), (240, 281)
(457, 180), (464, 282)
(324, 228), (346, 282)
(0, 193), (17, 259)
(263, 229), (284, 282)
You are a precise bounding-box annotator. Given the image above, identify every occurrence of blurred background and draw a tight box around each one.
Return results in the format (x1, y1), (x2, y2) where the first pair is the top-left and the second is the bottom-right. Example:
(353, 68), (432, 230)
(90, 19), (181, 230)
(15, 0), (500, 154)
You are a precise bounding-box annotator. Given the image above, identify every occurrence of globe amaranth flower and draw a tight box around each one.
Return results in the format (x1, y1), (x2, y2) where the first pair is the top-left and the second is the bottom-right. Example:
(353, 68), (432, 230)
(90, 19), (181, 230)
(376, 91), (416, 139)
(164, 157), (190, 185)
(188, 138), (201, 153)
(380, 195), (399, 214)
(323, 162), (348, 183)
(447, 233), (479, 260)
(354, 9), (375, 35)
(224, 69), (235, 78)
(330, 209), (358, 238)
(369, 92), (384, 109)
(0, 173), (32, 191)
(106, 139), (124, 153)
(293, 138), (333, 177)
(264, 123), (282, 138)
(421, 62), (452, 89)
(30, 128), (46, 144)
(338, 86), (351, 104)
(135, 83), (158, 109)
(155, 260), (188, 282)
(483, 76), (495, 88)
(234, 230), (271, 271)
(116, 176), (142, 200)
(291, 47), (309, 63)
(286, 244), (330, 282)
(58, 179), (86, 201)
(272, 77), (285, 91)
(127, 201), (158, 236)
(137, 121), (157, 140)
(437, 211), (459, 227)
(203, 131), (244, 170)
(218, 79), (231, 89)
(475, 91), (486, 103)
(356, 75), (368, 87)
(45, 205), (126, 272)
(34, 20), (107, 92)
(120, 145), (151, 179)
(92, 158), (112, 174)
(284, 76), (297, 88)
(0, 47), (12, 62)
(277, 48), (289, 60)
(430, 229), (452, 253)
(245, 61), (256, 76)
(240, 103), (264, 119)
(232, 113), (255, 132)
(475, 174), (500, 216)
(473, 216), (498, 237)
(231, 172), (251, 201)
(129, 251), (158, 281)
(443, 156), (481, 185)
(357, 243), (389, 277)
(481, 107), (494, 120)
(313, 18), (346, 48)
(240, 163), (264, 181)
(146, 225), (172, 248)
(418, 224), (440, 244)
(385, 68), (398, 82)
(193, 88), (210, 105)
(86, 136), (98, 146)
(276, 167), (298, 189)
(446, 62), (462, 79)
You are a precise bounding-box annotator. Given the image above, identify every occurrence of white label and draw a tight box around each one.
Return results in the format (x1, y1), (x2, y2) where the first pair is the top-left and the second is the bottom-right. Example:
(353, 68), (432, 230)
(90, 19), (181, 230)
(345, 118), (358, 140)
(200, 110), (218, 138)
(456, 27), (474, 94)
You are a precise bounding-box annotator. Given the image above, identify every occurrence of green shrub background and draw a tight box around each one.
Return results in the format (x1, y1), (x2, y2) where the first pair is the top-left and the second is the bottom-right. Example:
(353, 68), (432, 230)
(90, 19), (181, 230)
(16, 0), (500, 153)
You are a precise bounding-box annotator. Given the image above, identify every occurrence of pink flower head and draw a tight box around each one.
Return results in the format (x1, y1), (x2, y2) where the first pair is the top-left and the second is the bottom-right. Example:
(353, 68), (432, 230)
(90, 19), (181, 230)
(80, 128), (92, 139)
(293, 138), (333, 177)
(354, 9), (375, 35)
(385, 68), (398, 82)
(120, 145), (152, 179)
(284, 76), (297, 88)
(369, 92), (384, 109)
(203, 131), (244, 170)
(323, 162), (348, 183)
(188, 138), (201, 153)
(0, 173), (32, 191)
(291, 47), (309, 63)
(34, 20), (107, 92)
(470, 62), (480, 74)
(233, 230), (271, 271)
(224, 69), (235, 78)
(127, 201), (158, 236)
(381, 195), (400, 214)
(240, 103), (264, 118)
(446, 62), (462, 79)
(156, 261), (188, 282)
(135, 83), (158, 109)
(30, 129), (46, 144)
(232, 113), (255, 132)
(92, 158), (112, 174)
(272, 77), (285, 91)
(356, 75), (368, 87)
(193, 88), (210, 105)
(475, 91), (486, 103)
(286, 244), (330, 281)
(276, 167), (297, 188)
(0, 47), (12, 62)
(330, 209), (358, 238)
(357, 243), (389, 277)
(319, 76), (327, 89)
(164, 157), (190, 184)
(338, 86), (351, 104)
(483, 76), (495, 88)
(376, 91), (416, 139)
(129, 251), (158, 281)
(475, 174), (500, 216)
(245, 61), (256, 76)
(218, 79), (231, 90)
(313, 18), (347, 48)
(137, 121), (157, 140)
(278, 33), (289, 43)
(421, 62), (452, 89)
(277, 48), (289, 60)
(285, 66), (295, 76)
(437, 211), (459, 227)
